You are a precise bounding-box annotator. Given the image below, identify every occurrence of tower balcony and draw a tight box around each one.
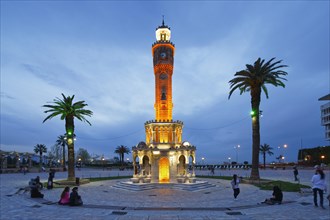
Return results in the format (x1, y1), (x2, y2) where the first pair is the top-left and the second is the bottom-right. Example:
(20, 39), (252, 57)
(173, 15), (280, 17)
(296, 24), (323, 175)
(144, 119), (183, 125)
(152, 41), (175, 47)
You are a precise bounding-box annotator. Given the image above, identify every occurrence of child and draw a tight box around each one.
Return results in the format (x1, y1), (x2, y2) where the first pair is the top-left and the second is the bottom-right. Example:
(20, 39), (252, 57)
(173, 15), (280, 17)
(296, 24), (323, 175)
(58, 186), (70, 205)
(231, 174), (240, 200)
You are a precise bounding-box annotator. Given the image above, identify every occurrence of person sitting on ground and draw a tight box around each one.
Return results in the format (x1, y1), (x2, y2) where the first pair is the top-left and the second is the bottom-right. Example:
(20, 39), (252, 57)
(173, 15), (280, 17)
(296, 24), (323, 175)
(69, 187), (83, 206)
(30, 180), (44, 198)
(58, 186), (70, 205)
(263, 186), (283, 205)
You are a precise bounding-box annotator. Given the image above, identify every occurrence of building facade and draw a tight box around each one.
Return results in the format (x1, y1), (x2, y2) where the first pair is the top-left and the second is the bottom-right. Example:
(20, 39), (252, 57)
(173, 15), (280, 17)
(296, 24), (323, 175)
(132, 20), (196, 183)
(319, 94), (330, 141)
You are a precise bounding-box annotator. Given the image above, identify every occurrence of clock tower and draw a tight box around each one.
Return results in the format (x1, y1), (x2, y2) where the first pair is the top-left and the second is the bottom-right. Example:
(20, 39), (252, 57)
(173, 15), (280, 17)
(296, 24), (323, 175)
(152, 19), (175, 121)
(132, 19), (196, 183)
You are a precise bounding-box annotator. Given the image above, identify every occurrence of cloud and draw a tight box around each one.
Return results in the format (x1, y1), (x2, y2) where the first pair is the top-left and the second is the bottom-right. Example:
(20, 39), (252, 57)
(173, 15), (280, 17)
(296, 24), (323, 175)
(0, 92), (15, 100)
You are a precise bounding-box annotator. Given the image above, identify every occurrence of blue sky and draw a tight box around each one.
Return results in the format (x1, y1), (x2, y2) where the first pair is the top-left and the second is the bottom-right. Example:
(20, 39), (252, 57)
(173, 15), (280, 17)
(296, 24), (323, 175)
(1, 1), (329, 164)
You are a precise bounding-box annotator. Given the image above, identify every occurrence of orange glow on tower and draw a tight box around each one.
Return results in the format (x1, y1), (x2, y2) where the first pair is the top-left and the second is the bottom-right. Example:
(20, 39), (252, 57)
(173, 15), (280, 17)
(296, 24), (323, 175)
(152, 20), (175, 121)
(159, 157), (170, 182)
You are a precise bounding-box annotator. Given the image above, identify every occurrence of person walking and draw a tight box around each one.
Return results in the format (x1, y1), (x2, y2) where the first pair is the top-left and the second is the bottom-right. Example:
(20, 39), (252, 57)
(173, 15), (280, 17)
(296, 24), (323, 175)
(293, 166), (299, 181)
(231, 174), (240, 200)
(311, 168), (327, 209)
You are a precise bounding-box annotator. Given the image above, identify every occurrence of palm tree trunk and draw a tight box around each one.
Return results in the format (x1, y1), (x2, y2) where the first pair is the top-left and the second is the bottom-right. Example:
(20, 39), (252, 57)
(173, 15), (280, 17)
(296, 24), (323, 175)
(263, 153), (266, 169)
(66, 116), (75, 181)
(62, 144), (66, 171)
(250, 89), (261, 180)
(67, 143), (75, 180)
(39, 153), (42, 172)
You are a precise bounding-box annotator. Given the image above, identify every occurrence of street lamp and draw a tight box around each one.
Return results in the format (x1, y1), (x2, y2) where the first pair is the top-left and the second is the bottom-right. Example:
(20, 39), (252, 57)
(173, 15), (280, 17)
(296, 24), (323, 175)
(234, 145), (240, 163)
(78, 158), (81, 169)
(101, 156), (105, 170)
(321, 155), (325, 163)
(228, 157), (231, 164)
(201, 157), (205, 165)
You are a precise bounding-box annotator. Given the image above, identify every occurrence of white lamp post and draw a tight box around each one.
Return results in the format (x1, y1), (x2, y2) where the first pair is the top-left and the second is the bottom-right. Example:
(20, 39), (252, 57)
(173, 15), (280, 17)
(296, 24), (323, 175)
(234, 145), (240, 163)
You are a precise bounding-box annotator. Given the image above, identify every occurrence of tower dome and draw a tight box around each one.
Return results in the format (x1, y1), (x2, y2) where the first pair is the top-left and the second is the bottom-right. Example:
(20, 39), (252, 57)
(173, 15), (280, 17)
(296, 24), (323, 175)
(155, 17), (171, 42)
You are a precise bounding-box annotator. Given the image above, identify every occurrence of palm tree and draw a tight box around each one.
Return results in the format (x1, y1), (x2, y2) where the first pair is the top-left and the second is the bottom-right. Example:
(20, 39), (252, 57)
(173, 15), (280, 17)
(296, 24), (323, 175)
(56, 135), (67, 171)
(43, 93), (93, 181)
(114, 145), (131, 166)
(229, 57), (288, 179)
(259, 143), (274, 169)
(34, 144), (47, 171)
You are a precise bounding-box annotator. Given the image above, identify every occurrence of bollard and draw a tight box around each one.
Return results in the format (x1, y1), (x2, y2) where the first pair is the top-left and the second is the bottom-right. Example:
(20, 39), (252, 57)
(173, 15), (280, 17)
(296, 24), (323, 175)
(75, 177), (80, 185)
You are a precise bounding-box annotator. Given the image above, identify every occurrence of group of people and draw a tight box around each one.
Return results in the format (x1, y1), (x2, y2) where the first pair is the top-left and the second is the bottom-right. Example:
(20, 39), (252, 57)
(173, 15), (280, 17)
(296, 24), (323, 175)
(230, 165), (329, 207)
(29, 172), (83, 206)
(58, 186), (83, 206)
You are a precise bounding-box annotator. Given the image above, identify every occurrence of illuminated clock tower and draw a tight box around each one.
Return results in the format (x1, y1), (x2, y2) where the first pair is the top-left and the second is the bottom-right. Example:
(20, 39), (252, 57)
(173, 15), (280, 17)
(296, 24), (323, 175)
(132, 19), (196, 183)
(153, 19), (174, 121)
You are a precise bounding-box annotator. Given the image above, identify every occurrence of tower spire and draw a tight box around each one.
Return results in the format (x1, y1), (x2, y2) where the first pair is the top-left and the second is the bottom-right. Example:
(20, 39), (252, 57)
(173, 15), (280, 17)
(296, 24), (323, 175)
(162, 15), (165, 26)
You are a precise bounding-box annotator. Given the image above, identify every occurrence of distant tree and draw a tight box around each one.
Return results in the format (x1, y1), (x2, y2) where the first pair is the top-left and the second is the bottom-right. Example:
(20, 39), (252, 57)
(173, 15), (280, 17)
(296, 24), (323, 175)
(34, 144), (47, 171)
(243, 161), (249, 165)
(56, 135), (67, 171)
(113, 156), (120, 163)
(229, 57), (288, 179)
(259, 143), (274, 169)
(114, 145), (130, 166)
(43, 93), (93, 180)
(76, 148), (91, 164)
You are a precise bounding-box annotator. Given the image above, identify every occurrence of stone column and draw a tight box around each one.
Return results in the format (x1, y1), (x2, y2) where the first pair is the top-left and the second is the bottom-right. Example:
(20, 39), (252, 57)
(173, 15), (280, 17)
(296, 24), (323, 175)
(192, 153), (196, 176)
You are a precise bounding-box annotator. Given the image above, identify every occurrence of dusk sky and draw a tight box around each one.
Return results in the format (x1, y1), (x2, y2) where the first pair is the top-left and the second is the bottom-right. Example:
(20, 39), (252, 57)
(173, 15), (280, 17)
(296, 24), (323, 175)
(1, 1), (329, 164)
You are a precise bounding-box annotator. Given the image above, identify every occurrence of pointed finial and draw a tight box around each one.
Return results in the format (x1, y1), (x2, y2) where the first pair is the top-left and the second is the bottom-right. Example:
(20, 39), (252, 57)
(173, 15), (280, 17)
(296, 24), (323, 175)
(162, 15), (165, 26)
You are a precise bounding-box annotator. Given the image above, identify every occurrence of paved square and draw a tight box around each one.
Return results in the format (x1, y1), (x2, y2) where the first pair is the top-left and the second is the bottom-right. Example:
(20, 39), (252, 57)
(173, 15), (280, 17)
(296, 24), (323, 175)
(1, 168), (329, 219)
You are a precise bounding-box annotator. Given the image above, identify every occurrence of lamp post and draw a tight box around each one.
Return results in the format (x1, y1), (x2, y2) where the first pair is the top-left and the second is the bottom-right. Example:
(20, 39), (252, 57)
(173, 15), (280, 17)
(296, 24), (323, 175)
(283, 144), (288, 163)
(201, 157), (205, 165)
(78, 158), (81, 170)
(228, 157), (231, 164)
(101, 156), (105, 170)
(234, 145), (240, 164)
(321, 155), (325, 164)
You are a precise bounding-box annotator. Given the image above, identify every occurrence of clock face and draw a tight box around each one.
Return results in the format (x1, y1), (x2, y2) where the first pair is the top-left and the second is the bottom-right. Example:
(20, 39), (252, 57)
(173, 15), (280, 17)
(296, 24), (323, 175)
(160, 52), (166, 58)
(159, 73), (168, 80)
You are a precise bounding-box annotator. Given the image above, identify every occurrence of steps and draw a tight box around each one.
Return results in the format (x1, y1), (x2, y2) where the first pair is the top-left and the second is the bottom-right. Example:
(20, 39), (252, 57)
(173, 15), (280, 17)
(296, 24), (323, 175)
(112, 180), (216, 192)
